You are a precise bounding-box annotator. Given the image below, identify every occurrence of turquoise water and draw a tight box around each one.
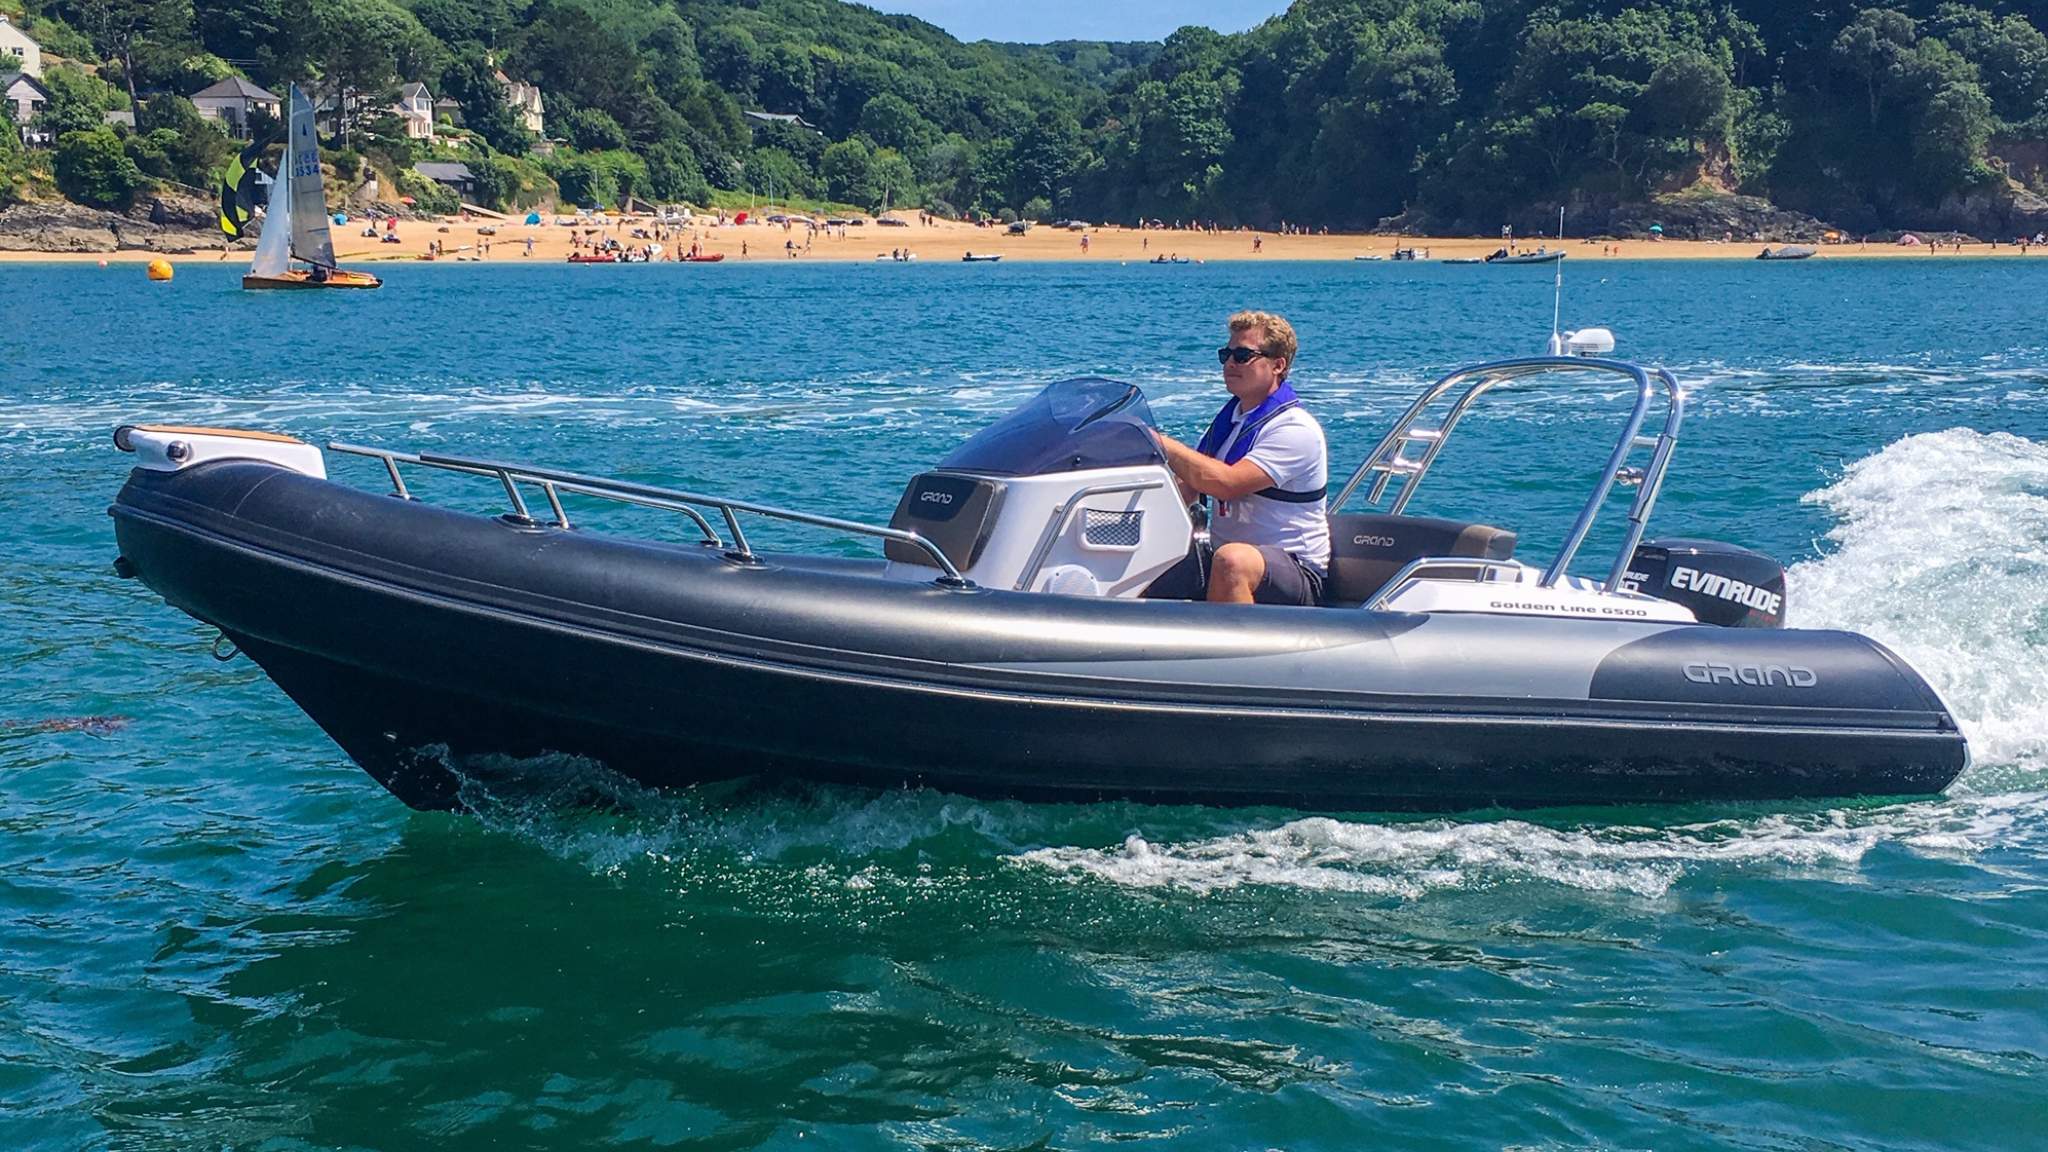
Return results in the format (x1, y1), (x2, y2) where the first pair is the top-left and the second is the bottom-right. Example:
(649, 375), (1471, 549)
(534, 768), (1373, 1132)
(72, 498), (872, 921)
(4, 259), (2046, 1150)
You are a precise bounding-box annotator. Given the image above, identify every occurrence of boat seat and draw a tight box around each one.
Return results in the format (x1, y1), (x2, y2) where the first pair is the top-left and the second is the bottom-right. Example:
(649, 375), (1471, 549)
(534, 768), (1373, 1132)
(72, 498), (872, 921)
(1323, 513), (1516, 607)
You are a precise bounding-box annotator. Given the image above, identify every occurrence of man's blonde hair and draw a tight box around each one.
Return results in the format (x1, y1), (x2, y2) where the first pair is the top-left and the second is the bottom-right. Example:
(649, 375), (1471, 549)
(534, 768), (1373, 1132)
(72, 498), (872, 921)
(1228, 311), (1298, 378)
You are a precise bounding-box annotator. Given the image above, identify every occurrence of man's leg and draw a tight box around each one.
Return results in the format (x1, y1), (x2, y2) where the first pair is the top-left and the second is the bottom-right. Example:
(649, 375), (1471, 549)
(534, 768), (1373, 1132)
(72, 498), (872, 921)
(1207, 542), (1267, 604)
(1140, 545), (1206, 600)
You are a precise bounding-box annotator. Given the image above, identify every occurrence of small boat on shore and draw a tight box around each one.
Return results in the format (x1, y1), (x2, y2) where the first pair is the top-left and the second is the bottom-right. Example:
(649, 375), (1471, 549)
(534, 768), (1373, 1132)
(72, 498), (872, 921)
(1443, 257), (1484, 265)
(567, 252), (617, 264)
(109, 334), (1966, 814)
(682, 252), (726, 263)
(1757, 245), (1816, 261)
(235, 85), (380, 291)
(962, 252), (1003, 263)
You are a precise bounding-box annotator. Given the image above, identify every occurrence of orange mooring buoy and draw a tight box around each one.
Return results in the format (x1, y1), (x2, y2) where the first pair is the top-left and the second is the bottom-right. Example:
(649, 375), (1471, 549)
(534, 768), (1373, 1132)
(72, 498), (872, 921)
(146, 259), (173, 281)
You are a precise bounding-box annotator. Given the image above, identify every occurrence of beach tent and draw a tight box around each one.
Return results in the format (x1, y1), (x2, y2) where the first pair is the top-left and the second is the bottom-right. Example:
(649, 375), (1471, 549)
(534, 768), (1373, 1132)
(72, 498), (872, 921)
(1899, 233), (1922, 246)
(525, 212), (542, 225)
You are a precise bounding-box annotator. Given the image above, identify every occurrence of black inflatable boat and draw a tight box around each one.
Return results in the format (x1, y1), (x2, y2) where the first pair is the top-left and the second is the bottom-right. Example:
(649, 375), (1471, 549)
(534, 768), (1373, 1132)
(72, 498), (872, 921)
(108, 351), (1968, 812)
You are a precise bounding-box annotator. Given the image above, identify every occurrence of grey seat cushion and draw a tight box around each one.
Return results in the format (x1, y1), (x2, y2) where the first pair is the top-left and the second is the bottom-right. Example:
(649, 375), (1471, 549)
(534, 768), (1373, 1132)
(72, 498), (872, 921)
(1324, 513), (1516, 606)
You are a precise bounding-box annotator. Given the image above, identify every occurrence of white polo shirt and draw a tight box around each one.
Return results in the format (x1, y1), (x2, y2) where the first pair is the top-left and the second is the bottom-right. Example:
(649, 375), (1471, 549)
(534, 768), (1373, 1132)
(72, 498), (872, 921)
(1210, 404), (1330, 572)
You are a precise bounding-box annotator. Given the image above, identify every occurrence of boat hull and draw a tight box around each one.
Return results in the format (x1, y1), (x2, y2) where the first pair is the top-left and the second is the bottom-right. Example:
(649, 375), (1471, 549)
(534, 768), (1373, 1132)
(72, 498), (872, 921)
(109, 462), (1969, 813)
(243, 269), (382, 290)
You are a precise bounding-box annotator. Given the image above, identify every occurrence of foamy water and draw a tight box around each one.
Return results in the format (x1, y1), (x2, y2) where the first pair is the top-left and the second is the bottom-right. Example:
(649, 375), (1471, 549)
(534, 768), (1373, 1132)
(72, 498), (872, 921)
(1793, 429), (2048, 777)
(1008, 430), (2048, 897)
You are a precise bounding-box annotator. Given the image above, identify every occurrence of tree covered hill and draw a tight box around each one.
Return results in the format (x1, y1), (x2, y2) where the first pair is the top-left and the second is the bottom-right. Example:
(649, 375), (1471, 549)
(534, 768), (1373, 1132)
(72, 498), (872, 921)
(5, 0), (2048, 236)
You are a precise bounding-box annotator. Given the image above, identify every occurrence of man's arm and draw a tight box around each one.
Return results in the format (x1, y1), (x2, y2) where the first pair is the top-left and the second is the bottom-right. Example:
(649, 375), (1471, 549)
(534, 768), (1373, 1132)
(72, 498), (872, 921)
(1154, 432), (1279, 501)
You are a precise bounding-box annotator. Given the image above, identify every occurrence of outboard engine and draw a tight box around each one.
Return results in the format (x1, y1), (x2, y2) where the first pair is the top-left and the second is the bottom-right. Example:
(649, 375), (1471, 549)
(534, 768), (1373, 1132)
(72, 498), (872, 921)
(882, 378), (1193, 596)
(1623, 538), (1786, 628)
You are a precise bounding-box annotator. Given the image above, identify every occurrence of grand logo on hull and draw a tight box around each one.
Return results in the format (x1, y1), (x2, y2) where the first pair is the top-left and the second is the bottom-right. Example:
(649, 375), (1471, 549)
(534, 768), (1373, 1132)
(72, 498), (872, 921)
(1683, 661), (1817, 687)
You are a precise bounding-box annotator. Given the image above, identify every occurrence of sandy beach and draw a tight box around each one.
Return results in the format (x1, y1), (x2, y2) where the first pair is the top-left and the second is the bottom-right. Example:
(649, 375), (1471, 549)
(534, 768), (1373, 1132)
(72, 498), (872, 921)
(17, 209), (2045, 264)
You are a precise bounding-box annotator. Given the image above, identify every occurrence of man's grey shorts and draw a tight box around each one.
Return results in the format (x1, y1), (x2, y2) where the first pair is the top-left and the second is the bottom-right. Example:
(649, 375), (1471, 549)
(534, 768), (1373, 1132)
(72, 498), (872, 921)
(1141, 544), (1326, 606)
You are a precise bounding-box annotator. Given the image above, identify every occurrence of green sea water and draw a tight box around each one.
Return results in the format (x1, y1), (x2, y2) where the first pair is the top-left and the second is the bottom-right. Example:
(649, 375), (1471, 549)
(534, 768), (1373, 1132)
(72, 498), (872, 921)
(4, 258), (2045, 1150)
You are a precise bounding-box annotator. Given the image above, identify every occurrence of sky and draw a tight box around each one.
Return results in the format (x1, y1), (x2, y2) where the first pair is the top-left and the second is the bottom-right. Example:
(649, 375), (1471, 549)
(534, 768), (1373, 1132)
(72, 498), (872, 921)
(867, 1), (1293, 43)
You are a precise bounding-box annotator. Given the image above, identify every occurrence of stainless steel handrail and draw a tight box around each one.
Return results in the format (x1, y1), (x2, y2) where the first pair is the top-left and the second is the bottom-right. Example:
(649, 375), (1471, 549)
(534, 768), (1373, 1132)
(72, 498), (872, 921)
(327, 443), (973, 587)
(1011, 478), (1167, 591)
(1330, 357), (1685, 590)
(332, 442), (727, 544)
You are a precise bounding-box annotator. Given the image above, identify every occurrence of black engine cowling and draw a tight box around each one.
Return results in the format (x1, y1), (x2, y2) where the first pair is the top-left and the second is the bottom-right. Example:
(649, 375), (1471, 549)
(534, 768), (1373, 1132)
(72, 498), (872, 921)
(1624, 539), (1786, 628)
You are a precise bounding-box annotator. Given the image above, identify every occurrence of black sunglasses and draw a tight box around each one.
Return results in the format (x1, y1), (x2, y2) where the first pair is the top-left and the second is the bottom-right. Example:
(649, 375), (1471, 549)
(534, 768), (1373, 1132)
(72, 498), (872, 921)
(1217, 345), (1272, 365)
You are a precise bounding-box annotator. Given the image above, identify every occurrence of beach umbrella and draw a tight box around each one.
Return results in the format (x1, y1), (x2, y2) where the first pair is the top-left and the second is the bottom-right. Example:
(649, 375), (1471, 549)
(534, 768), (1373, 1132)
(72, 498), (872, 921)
(1648, 224), (1663, 234)
(525, 211), (542, 225)
(1899, 233), (1921, 246)
(735, 211), (749, 224)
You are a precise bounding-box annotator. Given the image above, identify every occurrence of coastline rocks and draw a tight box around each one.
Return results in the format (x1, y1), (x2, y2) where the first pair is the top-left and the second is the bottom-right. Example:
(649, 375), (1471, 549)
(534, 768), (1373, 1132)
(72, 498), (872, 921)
(1605, 194), (1830, 242)
(1923, 184), (2048, 239)
(0, 193), (230, 254)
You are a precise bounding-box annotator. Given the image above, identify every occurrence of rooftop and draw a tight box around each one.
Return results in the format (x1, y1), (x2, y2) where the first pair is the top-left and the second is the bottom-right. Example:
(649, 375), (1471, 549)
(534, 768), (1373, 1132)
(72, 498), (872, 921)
(1, 72), (52, 97)
(743, 110), (817, 130)
(191, 76), (279, 103)
(415, 161), (475, 182)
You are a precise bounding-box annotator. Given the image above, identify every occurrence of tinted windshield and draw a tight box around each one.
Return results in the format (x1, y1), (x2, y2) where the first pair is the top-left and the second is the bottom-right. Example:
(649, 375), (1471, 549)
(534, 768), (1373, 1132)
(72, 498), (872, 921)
(938, 377), (1162, 476)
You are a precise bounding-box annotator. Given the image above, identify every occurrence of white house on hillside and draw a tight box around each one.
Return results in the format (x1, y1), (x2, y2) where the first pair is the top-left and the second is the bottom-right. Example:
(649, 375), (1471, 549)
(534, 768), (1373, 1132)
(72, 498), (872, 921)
(494, 70), (544, 136)
(0, 17), (42, 79)
(393, 81), (434, 140)
(190, 76), (280, 139)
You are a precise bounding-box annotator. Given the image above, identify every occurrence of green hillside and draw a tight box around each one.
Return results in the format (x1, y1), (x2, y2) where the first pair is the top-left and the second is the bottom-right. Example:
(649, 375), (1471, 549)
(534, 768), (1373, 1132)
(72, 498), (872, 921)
(6, 0), (2048, 235)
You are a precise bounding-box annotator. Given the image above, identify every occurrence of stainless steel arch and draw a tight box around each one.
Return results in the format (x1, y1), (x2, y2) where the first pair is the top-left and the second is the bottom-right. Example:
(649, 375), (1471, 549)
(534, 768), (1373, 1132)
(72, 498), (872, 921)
(1330, 356), (1685, 592)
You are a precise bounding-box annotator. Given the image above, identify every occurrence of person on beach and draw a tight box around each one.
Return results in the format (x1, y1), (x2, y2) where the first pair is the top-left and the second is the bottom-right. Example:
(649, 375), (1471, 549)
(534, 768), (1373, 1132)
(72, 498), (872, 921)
(1145, 311), (1329, 606)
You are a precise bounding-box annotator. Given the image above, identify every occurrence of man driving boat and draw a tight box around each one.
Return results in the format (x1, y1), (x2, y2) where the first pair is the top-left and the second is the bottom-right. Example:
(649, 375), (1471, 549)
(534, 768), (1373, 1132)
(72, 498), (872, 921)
(1148, 310), (1331, 605)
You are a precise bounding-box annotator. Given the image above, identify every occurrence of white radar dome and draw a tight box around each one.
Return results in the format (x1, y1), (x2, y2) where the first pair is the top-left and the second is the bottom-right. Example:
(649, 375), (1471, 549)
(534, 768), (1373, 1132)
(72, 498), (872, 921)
(1565, 328), (1617, 356)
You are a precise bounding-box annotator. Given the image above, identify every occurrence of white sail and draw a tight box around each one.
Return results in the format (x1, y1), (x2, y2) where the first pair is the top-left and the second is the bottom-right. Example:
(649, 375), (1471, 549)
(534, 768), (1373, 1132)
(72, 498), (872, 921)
(285, 84), (335, 268)
(248, 126), (292, 278)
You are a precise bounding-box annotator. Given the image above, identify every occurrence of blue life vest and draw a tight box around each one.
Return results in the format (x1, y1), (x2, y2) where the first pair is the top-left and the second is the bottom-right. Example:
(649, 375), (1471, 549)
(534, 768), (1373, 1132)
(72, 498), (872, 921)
(1193, 382), (1328, 503)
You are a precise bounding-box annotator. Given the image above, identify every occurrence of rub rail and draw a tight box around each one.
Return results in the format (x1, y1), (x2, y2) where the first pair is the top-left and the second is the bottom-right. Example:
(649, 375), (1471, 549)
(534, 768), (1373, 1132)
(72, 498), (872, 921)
(327, 443), (973, 588)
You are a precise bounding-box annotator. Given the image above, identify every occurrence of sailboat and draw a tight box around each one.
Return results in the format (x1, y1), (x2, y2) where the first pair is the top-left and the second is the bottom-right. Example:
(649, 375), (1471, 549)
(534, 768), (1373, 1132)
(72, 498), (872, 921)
(231, 84), (379, 290)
